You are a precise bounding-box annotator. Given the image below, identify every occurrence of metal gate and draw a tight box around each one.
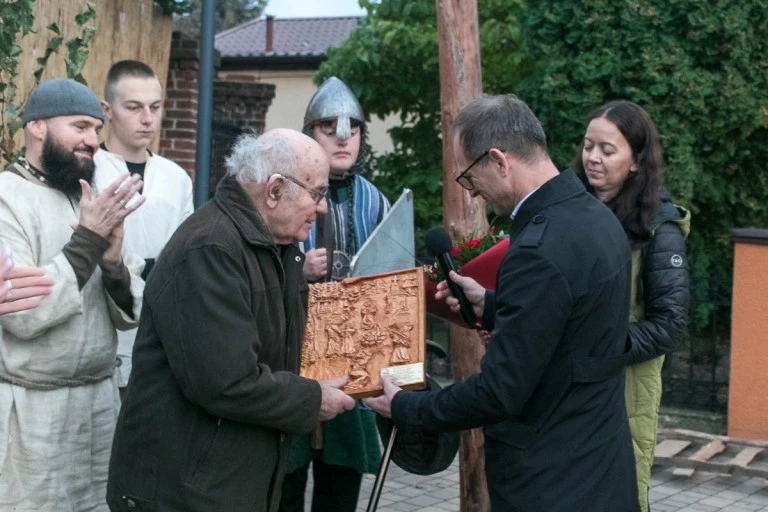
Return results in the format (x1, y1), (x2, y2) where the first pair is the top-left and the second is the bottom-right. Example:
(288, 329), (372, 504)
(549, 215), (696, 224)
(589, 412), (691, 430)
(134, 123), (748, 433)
(662, 277), (732, 412)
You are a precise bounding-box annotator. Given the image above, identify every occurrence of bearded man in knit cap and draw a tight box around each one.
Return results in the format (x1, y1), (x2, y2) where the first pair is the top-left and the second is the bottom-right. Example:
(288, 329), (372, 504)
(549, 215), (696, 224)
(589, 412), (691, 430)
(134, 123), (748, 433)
(0, 78), (146, 511)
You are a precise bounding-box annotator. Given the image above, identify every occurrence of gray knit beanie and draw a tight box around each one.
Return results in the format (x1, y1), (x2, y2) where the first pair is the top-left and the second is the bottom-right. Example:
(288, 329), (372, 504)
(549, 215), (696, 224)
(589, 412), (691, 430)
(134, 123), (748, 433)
(22, 78), (104, 125)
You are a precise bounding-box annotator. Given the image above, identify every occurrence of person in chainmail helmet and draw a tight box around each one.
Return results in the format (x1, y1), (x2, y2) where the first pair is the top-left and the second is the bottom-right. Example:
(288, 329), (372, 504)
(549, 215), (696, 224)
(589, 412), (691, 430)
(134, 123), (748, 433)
(279, 77), (390, 512)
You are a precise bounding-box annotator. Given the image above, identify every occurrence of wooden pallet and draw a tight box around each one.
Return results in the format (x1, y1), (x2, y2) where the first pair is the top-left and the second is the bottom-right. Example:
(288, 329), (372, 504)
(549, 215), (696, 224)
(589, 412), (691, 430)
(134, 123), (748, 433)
(655, 428), (768, 478)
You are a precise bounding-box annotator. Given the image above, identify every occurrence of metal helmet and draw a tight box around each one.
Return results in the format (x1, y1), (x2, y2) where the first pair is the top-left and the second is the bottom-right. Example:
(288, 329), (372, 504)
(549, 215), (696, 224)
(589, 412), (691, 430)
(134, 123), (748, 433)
(302, 76), (365, 141)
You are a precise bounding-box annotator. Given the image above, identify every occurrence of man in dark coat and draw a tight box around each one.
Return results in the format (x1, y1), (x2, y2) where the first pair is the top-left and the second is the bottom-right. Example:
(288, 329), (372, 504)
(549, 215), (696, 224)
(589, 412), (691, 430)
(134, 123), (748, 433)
(366, 95), (639, 511)
(107, 129), (355, 512)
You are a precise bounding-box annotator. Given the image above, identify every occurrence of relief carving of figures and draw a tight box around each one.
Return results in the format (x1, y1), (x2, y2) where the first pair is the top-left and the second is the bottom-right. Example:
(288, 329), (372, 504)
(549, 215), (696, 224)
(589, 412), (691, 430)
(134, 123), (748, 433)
(318, 300), (333, 315)
(401, 275), (419, 296)
(345, 286), (362, 303)
(389, 321), (414, 365)
(361, 325), (385, 347)
(342, 324), (357, 354)
(325, 320), (346, 358)
(300, 268), (427, 398)
(385, 291), (408, 316)
(360, 300), (377, 330)
(300, 329), (319, 370)
(347, 348), (374, 390)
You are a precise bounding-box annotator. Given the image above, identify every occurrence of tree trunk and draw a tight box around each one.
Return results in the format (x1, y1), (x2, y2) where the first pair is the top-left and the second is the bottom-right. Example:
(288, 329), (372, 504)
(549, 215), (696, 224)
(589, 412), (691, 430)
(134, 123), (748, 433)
(435, 1), (489, 511)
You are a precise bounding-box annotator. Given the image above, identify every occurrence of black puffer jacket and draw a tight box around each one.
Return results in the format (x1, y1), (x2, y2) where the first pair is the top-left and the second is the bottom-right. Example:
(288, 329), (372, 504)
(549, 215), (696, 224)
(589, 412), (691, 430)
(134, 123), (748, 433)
(627, 194), (691, 364)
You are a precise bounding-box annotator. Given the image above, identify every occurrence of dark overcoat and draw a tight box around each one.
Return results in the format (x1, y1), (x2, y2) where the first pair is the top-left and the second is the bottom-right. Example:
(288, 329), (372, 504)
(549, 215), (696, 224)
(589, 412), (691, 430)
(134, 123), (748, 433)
(107, 176), (322, 512)
(392, 170), (639, 511)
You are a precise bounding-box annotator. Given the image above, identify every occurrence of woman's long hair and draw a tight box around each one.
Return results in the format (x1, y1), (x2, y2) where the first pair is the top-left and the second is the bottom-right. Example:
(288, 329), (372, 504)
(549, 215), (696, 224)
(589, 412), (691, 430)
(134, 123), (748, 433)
(572, 100), (663, 249)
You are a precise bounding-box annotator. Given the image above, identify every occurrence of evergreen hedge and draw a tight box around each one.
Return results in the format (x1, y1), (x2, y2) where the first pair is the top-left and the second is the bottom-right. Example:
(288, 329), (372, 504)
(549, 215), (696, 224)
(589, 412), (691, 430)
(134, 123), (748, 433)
(518, 0), (768, 328)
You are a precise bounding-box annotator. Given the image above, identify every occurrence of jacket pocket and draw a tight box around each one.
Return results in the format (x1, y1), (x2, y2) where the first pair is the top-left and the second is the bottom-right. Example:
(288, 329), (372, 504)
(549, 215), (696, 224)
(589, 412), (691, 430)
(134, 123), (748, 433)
(185, 417), (224, 490)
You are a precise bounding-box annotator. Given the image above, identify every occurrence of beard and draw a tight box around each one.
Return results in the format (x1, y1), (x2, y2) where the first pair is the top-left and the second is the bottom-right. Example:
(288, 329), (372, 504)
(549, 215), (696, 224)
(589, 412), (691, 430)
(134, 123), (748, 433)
(40, 132), (96, 199)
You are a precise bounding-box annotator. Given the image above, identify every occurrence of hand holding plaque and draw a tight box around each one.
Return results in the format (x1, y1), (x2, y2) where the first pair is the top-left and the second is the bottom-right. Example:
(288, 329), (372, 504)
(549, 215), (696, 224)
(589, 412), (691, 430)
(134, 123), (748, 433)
(318, 376), (356, 421)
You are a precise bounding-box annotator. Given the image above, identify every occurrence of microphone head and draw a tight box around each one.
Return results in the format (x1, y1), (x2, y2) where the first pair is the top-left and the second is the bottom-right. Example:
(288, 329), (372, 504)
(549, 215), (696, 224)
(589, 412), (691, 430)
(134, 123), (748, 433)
(425, 227), (453, 257)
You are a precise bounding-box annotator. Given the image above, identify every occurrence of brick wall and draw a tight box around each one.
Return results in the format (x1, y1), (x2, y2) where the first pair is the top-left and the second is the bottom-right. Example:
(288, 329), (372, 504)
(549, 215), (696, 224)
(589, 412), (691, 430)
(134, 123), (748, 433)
(209, 81), (276, 193)
(160, 32), (199, 178)
(160, 32), (275, 187)
(212, 81), (275, 131)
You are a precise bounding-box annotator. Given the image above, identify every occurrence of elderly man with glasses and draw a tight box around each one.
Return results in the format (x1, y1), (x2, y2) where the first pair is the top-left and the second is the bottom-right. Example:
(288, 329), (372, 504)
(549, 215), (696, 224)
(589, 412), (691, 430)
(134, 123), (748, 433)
(279, 75), (391, 512)
(107, 129), (356, 512)
(367, 95), (639, 512)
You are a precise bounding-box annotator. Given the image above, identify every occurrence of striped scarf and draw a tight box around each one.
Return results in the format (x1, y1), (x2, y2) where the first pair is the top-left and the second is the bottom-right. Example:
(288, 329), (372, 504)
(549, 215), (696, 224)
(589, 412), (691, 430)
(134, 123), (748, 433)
(303, 174), (390, 253)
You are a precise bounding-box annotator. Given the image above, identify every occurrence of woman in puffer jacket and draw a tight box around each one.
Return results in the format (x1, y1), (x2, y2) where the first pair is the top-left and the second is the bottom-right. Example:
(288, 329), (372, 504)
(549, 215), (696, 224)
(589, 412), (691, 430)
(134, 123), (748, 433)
(572, 100), (691, 512)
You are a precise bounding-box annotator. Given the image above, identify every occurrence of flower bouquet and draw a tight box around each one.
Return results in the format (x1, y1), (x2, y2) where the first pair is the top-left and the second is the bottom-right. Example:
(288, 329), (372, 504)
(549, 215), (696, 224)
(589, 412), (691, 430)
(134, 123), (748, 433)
(423, 226), (509, 326)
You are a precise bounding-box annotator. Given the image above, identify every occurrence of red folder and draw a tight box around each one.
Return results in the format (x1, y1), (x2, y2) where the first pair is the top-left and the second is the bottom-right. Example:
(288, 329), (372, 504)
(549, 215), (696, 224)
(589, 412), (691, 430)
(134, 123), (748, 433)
(424, 237), (509, 326)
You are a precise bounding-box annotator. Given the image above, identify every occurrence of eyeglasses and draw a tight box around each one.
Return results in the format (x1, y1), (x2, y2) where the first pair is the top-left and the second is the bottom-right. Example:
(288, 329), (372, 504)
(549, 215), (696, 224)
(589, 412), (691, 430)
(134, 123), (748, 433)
(455, 150), (490, 191)
(314, 119), (362, 138)
(272, 174), (328, 204)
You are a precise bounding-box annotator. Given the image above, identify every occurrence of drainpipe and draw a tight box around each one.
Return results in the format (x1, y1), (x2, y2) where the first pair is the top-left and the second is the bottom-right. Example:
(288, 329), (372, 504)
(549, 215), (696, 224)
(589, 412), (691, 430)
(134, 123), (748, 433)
(194, 0), (215, 208)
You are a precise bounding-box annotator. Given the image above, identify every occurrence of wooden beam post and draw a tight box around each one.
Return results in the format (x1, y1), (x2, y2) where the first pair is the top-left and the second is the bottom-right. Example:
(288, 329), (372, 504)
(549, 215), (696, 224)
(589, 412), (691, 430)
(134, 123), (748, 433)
(435, 1), (489, 511)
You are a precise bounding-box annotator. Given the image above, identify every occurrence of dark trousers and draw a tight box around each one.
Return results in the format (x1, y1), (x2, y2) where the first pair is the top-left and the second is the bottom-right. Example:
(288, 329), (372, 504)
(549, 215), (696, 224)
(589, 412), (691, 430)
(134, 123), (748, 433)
(279, 458), (363, 512)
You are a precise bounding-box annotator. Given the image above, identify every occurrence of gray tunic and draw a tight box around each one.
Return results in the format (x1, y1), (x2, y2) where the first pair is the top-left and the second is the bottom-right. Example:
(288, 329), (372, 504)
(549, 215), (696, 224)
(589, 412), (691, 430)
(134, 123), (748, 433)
(0, 169), (143, 511)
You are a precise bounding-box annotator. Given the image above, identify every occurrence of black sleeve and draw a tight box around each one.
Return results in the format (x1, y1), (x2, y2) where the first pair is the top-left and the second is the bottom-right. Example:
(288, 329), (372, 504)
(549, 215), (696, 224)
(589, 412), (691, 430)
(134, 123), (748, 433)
(62, 225), (109, 289)
(101, 261), (134, 317)
(627, 222), (690, 364)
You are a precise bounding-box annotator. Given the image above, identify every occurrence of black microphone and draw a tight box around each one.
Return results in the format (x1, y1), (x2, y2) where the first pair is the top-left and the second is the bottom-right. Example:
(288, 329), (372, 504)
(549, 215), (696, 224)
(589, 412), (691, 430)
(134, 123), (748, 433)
(425, 227), (477, 328)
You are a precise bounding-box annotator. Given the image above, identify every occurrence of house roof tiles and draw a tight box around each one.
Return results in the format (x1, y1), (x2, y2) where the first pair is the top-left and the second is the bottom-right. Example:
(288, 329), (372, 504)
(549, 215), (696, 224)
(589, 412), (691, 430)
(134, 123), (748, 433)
(215, 16), (360, 58)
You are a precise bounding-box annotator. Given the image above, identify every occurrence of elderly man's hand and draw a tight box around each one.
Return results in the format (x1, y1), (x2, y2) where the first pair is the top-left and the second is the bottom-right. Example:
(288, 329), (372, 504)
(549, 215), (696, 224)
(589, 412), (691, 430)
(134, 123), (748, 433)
(0, 250), (54, 315)
(302, 248), (327, 281)
(364, 375), (402, 418)
(318, 376), (355, 421)
(78, 174), (145, 238)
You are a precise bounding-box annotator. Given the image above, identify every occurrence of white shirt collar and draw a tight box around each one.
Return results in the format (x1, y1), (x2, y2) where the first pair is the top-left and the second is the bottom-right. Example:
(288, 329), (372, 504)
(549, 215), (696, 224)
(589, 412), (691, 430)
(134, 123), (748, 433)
(510, 187), (540, 220)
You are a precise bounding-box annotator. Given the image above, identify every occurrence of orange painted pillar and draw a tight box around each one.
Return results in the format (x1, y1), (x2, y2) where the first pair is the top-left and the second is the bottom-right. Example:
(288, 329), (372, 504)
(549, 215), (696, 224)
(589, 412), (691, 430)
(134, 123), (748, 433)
(728, 228), (768, 440)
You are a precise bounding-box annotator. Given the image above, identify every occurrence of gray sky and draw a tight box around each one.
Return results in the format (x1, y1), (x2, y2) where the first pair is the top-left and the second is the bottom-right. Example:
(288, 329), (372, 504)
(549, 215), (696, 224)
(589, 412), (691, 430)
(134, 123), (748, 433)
(264, 0), (366, 18)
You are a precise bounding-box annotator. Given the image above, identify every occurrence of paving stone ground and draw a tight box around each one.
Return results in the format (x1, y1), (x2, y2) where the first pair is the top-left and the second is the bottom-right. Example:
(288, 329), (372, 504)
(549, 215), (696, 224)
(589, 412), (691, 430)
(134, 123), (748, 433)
(300, 457), (768, 511)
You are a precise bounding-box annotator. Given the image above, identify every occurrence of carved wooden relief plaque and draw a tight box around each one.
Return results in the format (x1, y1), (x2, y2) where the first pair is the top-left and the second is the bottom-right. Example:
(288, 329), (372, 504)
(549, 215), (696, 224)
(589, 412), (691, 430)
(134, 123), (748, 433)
(301, 267), (426, 399)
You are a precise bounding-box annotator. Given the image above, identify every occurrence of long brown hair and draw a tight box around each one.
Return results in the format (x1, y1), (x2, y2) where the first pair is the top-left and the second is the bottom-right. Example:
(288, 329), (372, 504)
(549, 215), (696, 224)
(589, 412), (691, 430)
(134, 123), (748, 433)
(572, 100), (663, 249)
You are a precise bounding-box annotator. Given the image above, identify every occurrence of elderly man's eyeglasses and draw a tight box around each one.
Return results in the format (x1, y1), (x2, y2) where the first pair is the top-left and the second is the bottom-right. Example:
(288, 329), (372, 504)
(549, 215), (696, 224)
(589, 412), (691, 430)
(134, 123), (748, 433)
(455, 150), (490, 191)
(272, 174), (328, 204)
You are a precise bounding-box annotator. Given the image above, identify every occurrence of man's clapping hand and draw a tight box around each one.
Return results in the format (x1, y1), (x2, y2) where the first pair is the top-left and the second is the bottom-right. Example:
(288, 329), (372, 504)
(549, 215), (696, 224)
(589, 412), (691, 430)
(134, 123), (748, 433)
(78, 174), (145, 238)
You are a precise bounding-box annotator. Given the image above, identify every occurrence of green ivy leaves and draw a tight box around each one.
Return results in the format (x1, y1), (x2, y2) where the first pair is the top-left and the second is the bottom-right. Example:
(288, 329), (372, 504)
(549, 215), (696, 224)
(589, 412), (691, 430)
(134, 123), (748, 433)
(0, 1), (97, 163)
